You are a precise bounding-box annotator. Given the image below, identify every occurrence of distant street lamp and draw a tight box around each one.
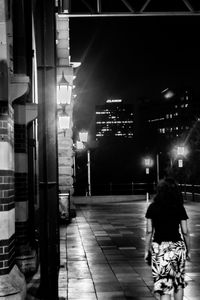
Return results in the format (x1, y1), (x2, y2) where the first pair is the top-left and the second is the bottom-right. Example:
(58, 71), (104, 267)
(172, 144), (189, 168)
(143, 156), (154, 204)
(143, 157), (153, 175)
(79, 131), (91, 197)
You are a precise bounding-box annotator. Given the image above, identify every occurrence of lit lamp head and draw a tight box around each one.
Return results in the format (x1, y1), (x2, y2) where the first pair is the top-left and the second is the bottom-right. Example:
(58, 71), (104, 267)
(178, 159), (183, 168)
(144, 157), (153, 175)
(176, 145), (188, 168)
(79, 131), (88, 143)
(76, 141), (85, 150)
(171, 144), (189, 168)
(58, 115), (70, 136)
(177, 146), (185, 156)
(177, 146), (185, 168)
(57, 71), (72, 109)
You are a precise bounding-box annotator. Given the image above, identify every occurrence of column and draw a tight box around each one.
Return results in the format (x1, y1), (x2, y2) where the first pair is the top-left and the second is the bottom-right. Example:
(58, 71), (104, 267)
(14, 104), (37, 274)
(0, 103), (26, 298)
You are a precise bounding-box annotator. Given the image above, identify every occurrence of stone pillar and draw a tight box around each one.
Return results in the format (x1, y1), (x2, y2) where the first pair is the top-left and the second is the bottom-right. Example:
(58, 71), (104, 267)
(56, 15), (74, 195)
(14, 105), (29, 252)
(14, 104), (37, 275)
(56, 14), (81, 219)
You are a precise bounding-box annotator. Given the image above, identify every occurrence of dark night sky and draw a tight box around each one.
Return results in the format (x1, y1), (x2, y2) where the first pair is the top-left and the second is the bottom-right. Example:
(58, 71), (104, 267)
(70, 16), (200, 134)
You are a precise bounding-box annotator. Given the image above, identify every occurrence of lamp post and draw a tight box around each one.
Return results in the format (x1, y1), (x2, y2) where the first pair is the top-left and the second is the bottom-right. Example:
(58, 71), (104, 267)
(143, 156), (153, 204)
(156, 153), (160, 183)
(78, 131), (91, 197)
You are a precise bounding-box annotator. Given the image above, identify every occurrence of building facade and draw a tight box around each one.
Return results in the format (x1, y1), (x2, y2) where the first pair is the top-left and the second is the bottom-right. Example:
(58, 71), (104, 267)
(0, 0), (78, 299)
(146, 90), (193, 140)
(96, 99), (134, 140)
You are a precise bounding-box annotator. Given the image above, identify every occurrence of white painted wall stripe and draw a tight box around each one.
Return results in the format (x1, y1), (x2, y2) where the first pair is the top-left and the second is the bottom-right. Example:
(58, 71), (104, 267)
(0, 208), (15, 239)
(0, 142), (14, 170)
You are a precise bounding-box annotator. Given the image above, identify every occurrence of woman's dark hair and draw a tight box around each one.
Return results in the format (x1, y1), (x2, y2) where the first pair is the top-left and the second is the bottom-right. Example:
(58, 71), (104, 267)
(154, 177), (183, 207)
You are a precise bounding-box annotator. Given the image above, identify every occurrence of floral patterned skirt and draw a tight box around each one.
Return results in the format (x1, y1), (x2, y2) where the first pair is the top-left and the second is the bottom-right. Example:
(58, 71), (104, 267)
(151, 240), (187, 295)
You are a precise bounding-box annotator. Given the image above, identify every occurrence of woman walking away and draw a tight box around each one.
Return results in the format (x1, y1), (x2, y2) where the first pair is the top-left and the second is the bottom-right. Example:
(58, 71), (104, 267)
(144, 177), (190, 300)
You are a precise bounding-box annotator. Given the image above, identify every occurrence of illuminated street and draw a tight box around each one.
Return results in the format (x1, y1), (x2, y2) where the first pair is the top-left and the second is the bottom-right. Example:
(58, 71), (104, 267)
(59, 199), (200, 300)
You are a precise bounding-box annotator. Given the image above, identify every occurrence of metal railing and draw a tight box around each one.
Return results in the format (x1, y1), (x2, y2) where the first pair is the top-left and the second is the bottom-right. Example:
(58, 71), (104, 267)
(74, 182), (155, 196)
(179, 183), (200, 202)
(74, 182), (200, 201)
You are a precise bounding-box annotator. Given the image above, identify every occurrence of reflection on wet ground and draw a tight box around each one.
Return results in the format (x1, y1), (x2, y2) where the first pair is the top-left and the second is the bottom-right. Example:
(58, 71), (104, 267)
(60, 200), (200, 300)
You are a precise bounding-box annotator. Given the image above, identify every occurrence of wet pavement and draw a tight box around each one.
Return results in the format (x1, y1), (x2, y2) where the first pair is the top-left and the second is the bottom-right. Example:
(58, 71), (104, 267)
(27, 199), (200, 299)
(58, 200), (200, 300)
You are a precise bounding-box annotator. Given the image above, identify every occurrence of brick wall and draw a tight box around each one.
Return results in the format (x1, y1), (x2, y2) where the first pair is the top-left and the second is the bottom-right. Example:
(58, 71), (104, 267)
(0, 102), (15, 275)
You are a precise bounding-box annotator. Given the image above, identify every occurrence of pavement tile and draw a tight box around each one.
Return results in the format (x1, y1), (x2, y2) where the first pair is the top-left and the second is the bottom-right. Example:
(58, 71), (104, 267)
(96, 291), (126, 300)
(115, 274), (144, 284)
(92, 275), (118, 283)
(94, 281), (122, 292)
(68, 292), (97, 299)
(68, 278), (95, 293)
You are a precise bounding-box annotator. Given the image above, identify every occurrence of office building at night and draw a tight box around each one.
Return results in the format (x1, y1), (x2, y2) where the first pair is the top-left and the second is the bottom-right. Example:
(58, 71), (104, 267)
(137, 89), (200, 179)
(148, 90), (193, 139)
(139, 89), (197, 144)
(95, 99), (134, 140)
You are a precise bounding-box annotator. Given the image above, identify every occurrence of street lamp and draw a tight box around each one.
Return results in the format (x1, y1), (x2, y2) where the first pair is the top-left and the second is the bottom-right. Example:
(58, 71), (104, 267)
(143, 157), (153, 175)
(78, 131), (91, 197)
(57, 71), (72, 107)
(79, 131), (88, 143)
(57, 71), (72, 136)
(172, 144), (189, 168)
(143, 156), (153, 204)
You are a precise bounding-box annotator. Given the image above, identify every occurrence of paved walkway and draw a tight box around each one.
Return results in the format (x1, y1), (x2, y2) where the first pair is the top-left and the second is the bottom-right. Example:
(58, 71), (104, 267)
(27, 200), (200, 299)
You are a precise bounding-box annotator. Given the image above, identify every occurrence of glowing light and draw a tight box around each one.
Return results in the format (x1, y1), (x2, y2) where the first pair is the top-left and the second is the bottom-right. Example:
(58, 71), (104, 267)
(106, 99), (122, 103)
(79, 131), (88, 143)
(178, 159), (183, 168)
(76, 141), (85, 150)
(58, 115), (70, 130)
(57, 72), (72, 105)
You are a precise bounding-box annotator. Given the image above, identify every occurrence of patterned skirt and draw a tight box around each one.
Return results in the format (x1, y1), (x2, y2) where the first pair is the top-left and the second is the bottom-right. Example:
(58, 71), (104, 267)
(151, 240), (187, 295)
